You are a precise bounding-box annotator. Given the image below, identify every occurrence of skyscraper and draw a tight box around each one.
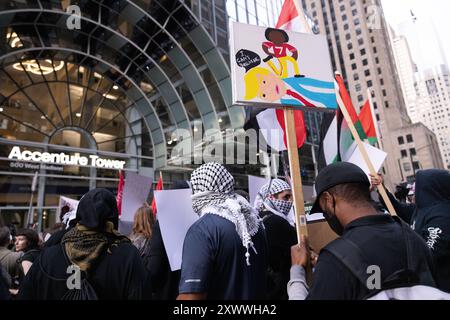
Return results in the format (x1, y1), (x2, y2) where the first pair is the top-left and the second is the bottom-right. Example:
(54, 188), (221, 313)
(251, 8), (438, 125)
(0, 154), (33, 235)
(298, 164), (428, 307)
(414, 65), (450, 169)
(398, 15), (448, 73)
(391, 34), (419, 122)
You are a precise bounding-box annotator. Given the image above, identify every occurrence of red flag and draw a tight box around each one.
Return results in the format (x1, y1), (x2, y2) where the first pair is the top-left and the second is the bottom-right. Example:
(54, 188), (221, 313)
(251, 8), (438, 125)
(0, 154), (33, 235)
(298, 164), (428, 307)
(359, 99), (378, 145)
(151, 173), (163, 216)
(116, 170), (124, 217)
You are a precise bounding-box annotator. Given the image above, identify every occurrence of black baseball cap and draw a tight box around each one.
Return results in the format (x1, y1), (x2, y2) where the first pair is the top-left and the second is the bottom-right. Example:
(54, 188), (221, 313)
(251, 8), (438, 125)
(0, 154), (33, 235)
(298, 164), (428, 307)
(310, 162), (370, 214)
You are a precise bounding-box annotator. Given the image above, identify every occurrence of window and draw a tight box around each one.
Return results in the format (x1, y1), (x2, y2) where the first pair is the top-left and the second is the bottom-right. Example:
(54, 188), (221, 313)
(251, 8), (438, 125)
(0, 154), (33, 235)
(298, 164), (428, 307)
(353, 73), (359, 81)
(358, 95), (364, 102)
(375, 57), (380, 64)
(362, 59), (368, 66)
(365, 69), (370, 77)
(378, 67), (382, 74)
(345, 33), (351, 40)
(352, 9), (357, 16)
(350, 53), (356, 60)
(371, 36), (375, 43)
(340, 5), (345, 11)
(373, 102), (377, 109)
(407, 134), (414, 143)
(344, 24), (349, 30)
(385, 101), (389, 108)
(403, 162), (411, 172)
(348, 43), (353, 50)
(360, 48), (366, 55)
(352, 63), (357, 70)
(367, 80), (373, 87)
(380, 79), (384, 85)
(413, 161), (420, 170)
(376, 114), (380, 121)
(354, 18), (360, 25)
(356, 28), (362, 36)
(373, 47), (377, 53)
(382, 89), (387, 97)
(355, 83), (361, 91)
(342, 14), (347, 21)
(401, 150), (408, 158)
(410, 148), (417, 156)
(358, 38), (364, 45)
(398, 136), (405, 145)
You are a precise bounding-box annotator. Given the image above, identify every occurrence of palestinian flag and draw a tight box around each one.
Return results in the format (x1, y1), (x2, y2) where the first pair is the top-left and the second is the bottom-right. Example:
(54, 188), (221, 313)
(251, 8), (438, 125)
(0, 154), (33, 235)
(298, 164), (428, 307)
(318, 75), (367, 170)
(359, 99), (378, 145)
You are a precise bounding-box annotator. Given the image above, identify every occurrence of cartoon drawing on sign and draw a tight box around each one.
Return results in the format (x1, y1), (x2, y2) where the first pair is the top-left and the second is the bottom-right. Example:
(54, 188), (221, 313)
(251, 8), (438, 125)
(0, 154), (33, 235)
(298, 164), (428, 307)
(243, 66), (336, 108)
(262, 28), (303, 79)
(231, 23), (337, 109)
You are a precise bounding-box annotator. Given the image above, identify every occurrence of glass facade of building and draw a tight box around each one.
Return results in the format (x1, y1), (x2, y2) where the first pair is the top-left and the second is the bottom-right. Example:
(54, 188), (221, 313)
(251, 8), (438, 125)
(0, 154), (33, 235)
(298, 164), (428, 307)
(0, 0), (321, 230)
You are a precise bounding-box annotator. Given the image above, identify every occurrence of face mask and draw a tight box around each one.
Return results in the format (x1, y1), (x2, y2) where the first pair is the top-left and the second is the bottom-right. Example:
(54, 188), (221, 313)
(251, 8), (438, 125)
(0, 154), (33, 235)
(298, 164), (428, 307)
(270, 198), (293, 216)
(323, 195), (344, 236)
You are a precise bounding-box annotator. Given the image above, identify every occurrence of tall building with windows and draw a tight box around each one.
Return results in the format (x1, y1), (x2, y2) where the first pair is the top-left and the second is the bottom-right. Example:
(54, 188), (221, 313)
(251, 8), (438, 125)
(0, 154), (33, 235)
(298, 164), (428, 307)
(300, 0), (439, 188)
(391, 34), (419, 123)
(414, 65), (450, 169)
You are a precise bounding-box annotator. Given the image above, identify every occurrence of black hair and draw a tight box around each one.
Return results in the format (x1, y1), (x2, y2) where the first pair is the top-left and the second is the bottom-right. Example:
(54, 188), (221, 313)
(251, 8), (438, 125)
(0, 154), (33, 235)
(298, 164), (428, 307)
(265, 28), (289, 42)
(327, 182), (372, 204)
(0, 226), (10, 247)
(16, 228), (40, 251)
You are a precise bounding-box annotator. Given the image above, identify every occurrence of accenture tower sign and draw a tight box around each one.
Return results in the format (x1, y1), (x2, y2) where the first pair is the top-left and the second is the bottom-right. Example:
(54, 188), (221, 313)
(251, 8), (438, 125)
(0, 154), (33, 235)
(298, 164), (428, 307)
(8, 146), (126, 170)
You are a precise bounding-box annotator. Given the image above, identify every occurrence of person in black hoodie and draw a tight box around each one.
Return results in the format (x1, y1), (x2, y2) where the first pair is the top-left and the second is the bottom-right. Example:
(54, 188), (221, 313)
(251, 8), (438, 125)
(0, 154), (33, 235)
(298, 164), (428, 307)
(18, 188), (151, 300)
(372, 170), (450, 292)
(255, 178), (296, 300)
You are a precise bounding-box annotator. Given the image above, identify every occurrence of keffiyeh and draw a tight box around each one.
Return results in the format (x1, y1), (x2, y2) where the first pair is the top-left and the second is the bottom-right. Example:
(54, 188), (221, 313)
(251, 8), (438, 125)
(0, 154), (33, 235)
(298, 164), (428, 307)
(190, 162), (261, 266)
(255, 179), (294, 225)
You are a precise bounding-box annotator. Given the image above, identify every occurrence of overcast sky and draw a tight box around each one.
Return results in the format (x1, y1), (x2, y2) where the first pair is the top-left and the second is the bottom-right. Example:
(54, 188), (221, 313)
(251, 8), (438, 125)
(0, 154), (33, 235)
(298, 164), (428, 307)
(381, 0), (450, 67)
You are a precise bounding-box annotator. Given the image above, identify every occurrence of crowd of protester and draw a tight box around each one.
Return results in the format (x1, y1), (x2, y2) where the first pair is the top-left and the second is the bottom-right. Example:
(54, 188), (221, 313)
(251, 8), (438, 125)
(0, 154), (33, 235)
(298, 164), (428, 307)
(1, 162), (450, 300)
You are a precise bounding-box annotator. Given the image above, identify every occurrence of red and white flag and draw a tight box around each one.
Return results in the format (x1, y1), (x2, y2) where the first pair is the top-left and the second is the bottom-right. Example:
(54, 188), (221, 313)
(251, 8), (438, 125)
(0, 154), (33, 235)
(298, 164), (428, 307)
(257, 108), (306, 152)
(116, 170), (124, 217)
(276, 0), (316, 32)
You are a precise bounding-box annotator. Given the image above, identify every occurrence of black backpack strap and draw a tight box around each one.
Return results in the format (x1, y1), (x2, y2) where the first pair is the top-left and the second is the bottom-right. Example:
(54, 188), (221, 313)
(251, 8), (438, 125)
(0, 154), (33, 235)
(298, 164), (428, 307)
(323, 237), (371, 287)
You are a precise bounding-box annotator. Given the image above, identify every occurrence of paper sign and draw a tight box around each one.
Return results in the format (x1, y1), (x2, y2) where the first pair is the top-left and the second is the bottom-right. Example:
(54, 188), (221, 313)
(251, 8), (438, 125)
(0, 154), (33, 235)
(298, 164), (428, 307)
(155, 189), (199, 271)
(347, 142), (387, 177)
(230, 22), (337, 110)
(120, 172), (153, 223)
(248, 175), (267, 206)
(57, 196), (79, 222)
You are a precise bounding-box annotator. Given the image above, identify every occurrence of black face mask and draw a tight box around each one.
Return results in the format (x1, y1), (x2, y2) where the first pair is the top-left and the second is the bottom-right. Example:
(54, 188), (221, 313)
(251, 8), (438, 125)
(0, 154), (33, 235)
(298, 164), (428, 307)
(323, 195), (344, 236)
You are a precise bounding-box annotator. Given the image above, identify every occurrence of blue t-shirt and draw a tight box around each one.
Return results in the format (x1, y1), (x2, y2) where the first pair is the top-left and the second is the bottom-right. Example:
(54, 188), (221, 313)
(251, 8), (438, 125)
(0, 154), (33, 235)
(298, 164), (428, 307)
(179, 214), (268, 300)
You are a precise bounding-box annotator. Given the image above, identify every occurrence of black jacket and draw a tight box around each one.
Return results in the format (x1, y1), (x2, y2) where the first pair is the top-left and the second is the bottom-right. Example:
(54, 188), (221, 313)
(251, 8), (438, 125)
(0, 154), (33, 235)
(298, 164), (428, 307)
(18, 242), (151, 300)
(260, 210), (297, 300)
(410, 170), (450, 292)
(148, 220), (180, 300)
(308, 214), (437, 300)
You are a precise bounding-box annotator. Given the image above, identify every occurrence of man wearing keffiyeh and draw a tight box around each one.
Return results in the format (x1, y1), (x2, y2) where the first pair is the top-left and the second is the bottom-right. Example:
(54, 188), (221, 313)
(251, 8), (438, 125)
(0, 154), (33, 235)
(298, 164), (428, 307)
(255, 179), (297, 300)
(178, 162), (268, 300)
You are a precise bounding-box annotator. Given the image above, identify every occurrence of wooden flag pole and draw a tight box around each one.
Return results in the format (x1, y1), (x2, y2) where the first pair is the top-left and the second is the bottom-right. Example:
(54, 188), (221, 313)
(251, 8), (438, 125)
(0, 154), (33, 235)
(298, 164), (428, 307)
(284, 107), (309, 242)
(336, 76), (397, 215)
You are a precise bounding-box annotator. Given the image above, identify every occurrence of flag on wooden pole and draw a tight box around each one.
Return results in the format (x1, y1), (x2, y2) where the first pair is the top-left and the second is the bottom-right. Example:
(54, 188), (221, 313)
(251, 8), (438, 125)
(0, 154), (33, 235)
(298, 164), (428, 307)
(359, 99), (378, 145)
(256, 108), (306, 152)
(152, 172), (163, 217)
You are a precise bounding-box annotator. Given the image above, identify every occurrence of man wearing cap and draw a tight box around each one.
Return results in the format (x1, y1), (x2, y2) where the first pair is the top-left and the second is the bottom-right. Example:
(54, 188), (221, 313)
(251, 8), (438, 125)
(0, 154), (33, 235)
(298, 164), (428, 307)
(288, 162), (437, 300)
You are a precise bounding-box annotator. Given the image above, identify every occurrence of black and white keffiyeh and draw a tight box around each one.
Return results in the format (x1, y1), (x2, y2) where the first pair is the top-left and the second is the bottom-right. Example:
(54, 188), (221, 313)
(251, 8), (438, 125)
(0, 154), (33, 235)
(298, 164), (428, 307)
(190, 162), (261, 266)
(254, 179), (294, 225)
